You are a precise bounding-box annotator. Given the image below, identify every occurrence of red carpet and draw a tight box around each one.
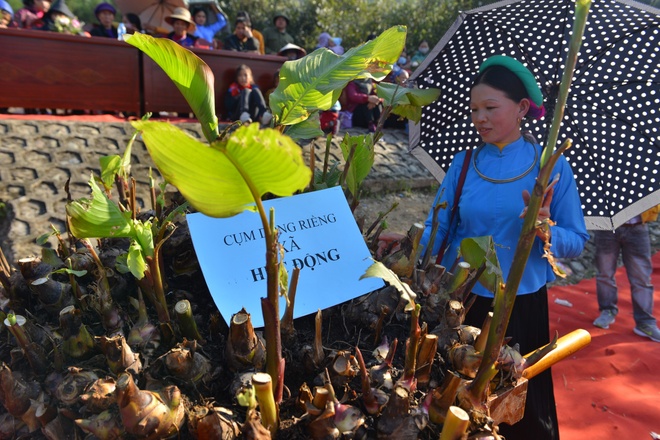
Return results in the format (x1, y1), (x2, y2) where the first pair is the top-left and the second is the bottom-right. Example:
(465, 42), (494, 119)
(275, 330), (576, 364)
(549, 253), (660, 439)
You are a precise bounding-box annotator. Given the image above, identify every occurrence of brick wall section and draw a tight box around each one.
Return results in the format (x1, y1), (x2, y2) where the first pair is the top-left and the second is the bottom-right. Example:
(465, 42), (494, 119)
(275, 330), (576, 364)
(0, 119), (434, 260)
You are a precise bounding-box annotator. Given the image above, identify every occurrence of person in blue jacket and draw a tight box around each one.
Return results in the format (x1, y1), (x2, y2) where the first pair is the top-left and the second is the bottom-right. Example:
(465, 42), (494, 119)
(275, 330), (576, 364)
(421, 55), (588, 440)
(191, 2), (226, 49)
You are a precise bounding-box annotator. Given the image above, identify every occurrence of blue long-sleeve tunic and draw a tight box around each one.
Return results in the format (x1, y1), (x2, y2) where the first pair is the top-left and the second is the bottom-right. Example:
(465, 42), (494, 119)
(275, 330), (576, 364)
(192, 12), (227, 43)
(421, 137), (589, 298)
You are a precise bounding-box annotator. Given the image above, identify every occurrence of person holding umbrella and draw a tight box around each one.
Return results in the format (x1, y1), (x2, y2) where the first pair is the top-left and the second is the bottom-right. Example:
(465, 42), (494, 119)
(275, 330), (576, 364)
(421, 55), (588, 440)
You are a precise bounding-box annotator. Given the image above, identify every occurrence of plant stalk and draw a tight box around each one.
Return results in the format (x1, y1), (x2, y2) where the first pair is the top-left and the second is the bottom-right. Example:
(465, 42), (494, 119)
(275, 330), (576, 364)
(252, 372), (279, 436)
(541, 0), (592, 167)
(175, 300), (204, 342)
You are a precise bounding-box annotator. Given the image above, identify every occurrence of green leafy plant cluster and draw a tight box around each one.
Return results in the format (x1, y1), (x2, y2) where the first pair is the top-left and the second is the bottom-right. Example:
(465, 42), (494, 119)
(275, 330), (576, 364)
(63, 25), (440, 431)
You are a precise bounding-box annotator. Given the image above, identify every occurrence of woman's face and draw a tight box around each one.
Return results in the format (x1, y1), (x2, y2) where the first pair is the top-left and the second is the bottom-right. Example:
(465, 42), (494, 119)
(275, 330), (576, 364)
(237, 69), (250, 87)
(194, 10), (206, 25)
(470, 83), (528, 146)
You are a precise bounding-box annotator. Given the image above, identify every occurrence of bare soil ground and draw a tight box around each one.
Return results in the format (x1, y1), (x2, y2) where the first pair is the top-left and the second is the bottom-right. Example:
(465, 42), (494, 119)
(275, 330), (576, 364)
(353, 187), (438, 235)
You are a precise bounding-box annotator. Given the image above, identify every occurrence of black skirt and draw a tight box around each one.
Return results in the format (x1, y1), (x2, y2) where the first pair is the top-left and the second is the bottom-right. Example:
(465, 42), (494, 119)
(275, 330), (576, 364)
(464, 286), (559, 440)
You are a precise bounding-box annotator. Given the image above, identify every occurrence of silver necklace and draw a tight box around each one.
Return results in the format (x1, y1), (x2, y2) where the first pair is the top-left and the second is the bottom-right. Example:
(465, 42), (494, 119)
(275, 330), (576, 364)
(471, 142), (538, 184)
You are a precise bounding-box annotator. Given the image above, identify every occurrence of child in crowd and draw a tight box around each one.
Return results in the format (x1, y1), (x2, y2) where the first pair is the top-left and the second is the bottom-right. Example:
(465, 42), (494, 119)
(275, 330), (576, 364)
(165, 7), (211, 49)
(224, 64), (272, 126)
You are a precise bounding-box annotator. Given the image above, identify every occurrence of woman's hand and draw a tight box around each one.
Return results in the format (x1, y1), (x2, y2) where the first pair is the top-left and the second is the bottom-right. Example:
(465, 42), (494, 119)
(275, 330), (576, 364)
(367, 94), (381, 109)
(520, 174), (559, 239)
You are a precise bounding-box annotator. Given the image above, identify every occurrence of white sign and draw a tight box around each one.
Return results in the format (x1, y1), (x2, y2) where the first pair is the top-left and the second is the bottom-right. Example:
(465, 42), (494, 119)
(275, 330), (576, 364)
(187, 186), (385, 327)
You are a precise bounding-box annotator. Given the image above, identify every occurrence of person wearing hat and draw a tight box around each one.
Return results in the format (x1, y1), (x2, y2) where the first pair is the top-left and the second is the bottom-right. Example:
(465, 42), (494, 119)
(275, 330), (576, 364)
(164, 7), (199, 48)
(15, 0), (50, 29)
(39, 0), (86, 35)
(262, 12), (294, 55)
(223, 16), (259, 53)
(89, 2), (117, 38)
(277, 43), (306, 60)
(420, 55), (588, 440)
(0, 0), (14, 28)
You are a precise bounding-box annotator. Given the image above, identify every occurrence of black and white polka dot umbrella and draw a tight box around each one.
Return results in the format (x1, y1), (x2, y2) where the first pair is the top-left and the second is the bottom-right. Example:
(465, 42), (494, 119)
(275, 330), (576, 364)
(408, 0), (660, 230)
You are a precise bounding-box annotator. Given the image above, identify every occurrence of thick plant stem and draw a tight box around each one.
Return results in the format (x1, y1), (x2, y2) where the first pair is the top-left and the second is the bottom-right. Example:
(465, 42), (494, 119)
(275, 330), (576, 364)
(439, 406), (470, 440)
(175, 300), (203, 342)
(252, 372), (279, 436)
(415, 334), (438, 389)
(260, 207), (284, 402)
(401, 303), (421, 389)
(541, 0), (592, 167)
(281, 267), (301, 336)
(4, 314), (50, 374)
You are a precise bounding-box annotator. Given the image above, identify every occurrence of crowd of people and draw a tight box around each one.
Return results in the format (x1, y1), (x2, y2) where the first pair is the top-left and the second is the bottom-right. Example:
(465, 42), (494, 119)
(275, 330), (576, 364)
(1, 0), (431, 126)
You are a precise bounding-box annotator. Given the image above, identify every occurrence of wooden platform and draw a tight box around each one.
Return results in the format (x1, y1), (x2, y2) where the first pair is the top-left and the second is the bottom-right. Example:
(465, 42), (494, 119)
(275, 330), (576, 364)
(0, 28), (284, 118)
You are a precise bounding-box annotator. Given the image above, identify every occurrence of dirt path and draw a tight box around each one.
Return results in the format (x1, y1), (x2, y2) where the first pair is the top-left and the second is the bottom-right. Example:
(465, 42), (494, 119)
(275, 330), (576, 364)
(353, 187), (437, 235)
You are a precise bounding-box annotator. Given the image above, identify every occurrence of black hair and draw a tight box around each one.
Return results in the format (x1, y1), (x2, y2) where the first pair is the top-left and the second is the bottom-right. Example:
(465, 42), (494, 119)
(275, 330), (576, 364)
(236, 11), (251, 22)
(191, 7), (206, 18)
(126, 12), (141, 31)
(235, 64), (253, 81)
(234, 16), (250, 27)
(471, 65), (528, 103)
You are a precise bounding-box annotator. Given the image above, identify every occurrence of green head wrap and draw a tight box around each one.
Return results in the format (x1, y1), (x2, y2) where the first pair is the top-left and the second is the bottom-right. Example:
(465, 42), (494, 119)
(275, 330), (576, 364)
(479, 55), (544, 107)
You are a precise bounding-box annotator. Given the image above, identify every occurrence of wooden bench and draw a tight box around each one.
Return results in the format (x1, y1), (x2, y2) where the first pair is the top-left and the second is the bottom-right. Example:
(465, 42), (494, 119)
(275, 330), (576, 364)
(0, 28), (285, 117)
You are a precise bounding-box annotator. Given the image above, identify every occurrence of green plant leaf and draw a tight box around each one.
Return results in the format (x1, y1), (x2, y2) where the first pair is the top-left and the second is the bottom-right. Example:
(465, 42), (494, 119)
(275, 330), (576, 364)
(132, 121), (312, 218)
(36, 232), (53, 246)
(66, 175), (135, 239)
(133, 221), (155, 259)
(459, 236), (502, 293)
(360, 260), (416, 312)
(125, 32), (218, 143)
(377, 82), (441, 123)
(270, 26), (407, 126)
(126, 241), (147, 280)
(285, 114), (324, 140)
(99, 155), (122, 191)
(52, 267), (88, 277)
(339, 134), (374, 198)
(41, 247), (63, 267)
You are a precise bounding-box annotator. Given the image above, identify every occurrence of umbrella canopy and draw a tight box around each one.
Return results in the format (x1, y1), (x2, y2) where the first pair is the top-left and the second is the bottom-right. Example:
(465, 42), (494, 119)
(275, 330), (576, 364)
(409, 0), (660, 230)
(115, 0), (189, 33)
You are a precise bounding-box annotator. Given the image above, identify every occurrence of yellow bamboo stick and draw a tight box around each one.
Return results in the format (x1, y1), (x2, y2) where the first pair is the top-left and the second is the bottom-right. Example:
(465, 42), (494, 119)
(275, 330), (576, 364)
(522, 329), (591, 379)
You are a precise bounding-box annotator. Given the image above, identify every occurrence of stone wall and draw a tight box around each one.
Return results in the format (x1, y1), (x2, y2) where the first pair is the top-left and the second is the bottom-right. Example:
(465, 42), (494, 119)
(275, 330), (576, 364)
(0, 119), (435, 260)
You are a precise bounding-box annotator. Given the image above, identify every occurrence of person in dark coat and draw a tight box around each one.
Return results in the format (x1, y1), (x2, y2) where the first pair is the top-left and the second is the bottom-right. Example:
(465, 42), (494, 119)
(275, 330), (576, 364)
(89, 2), (117, 38)
(223, 16), (259, 53)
